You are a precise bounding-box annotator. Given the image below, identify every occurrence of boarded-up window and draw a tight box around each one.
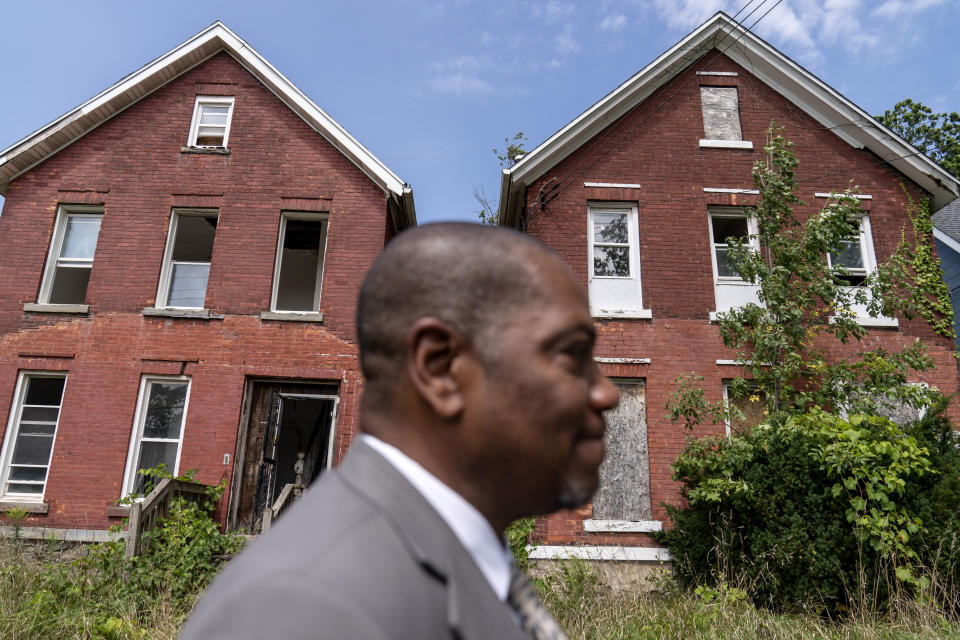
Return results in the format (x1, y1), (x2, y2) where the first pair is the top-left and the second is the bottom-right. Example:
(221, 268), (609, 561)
(593, 380), (650, 520)
(700, 87), (743, 141)
(724, 381), (767, 436)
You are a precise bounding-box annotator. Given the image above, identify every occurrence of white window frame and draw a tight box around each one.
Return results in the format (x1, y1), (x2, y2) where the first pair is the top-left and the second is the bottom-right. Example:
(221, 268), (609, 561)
(121, 375), (191, 497)
(270, 213), (329, 312)
(186, 96), (235, 149)
(587, 203), (648, 317)
(826, 214), (875, 285)
(0, 371), (67, 501)
(38, 205), (103, 304)
(156, 209), (219, 310)
(708, 207), (759, 284)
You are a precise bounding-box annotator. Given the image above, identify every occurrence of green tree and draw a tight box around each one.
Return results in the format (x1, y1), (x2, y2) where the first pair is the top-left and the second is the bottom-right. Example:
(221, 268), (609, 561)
(877, 99), (960, 178)
(660, 125), (958, 612)
(475, 131), (528, 224)
(667, 125), (949, 429)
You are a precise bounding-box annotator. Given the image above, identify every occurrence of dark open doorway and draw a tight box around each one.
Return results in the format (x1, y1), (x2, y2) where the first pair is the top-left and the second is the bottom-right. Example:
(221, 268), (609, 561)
(230, 380), (338, 532)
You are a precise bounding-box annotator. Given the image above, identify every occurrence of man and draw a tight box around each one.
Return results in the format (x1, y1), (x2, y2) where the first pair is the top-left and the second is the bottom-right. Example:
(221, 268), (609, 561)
(180, 223), (619, 639)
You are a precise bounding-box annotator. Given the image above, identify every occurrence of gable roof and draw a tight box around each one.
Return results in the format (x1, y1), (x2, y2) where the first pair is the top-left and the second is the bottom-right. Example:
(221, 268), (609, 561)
(498, 11), (958, 227)
(0, 21), (415, 228)
(933, 199), (960, 246)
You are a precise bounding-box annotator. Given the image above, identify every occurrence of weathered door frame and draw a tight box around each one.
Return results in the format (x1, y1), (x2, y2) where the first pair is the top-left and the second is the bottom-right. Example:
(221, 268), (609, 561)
(228, 379), (339, 531)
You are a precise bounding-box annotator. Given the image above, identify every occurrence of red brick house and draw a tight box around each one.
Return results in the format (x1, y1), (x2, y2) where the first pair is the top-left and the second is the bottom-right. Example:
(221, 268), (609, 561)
(497, 13), (960, 581)
(0, 22), (415, 539)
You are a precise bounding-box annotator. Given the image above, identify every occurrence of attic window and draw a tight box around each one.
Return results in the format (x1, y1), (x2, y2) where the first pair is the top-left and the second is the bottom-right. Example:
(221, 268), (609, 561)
(187, 96), (235, 148)
(699, 87), (752, 150)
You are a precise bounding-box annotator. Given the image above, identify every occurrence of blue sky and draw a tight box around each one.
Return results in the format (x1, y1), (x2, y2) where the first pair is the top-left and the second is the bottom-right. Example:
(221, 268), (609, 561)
(1, 0), (957, 222)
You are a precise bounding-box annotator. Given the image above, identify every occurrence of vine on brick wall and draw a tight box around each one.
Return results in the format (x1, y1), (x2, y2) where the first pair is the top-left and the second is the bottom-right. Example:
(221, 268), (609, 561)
(887, 188), (955, 341)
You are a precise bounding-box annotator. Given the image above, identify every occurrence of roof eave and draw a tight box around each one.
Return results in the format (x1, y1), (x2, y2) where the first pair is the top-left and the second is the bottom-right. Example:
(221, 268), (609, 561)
(0, 21), (411, 202)
(508, 12), (958, 212)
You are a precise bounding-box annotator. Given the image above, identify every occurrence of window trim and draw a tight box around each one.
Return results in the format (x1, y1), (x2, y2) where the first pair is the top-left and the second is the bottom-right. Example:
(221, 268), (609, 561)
(708, 207), (759, 284)
(0, 371), (67, 502)
(270, 212), (329, 313)
(826, 214), (875, 285)
(186, 96), (235, 149)
(155, 209), (219, 310)
(587, 203), (649, 317)
(121, 375), (191, 498)
(38, 205), (103, 305)
(588, 203), (639, 280)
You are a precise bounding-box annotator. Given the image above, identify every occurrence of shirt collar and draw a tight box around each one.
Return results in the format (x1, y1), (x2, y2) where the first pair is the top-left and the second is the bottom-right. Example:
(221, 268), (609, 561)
(359, 433), (513, 601)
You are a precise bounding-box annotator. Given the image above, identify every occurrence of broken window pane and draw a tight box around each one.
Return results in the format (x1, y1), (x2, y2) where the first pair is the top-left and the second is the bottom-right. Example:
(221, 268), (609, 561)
(712, 214), (750, 279)
(701, 87), (743, 140)
(275, 219), (326, 311)
(593, 381), (651, 521)
(165, 214), (217, 308)
(45, 213), (100, 304)
(49, 267), (92, 305)
(24, 377), (65, 406)
(2, 374), (66, 498)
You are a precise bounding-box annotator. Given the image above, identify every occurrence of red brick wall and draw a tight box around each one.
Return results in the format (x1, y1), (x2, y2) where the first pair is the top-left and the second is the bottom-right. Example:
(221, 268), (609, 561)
(521, 52), (960, 548)
(0, 52), (390, 529)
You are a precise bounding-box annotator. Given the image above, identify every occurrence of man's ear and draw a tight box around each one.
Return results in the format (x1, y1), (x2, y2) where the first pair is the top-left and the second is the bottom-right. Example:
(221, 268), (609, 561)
(406, 318), (471, 419)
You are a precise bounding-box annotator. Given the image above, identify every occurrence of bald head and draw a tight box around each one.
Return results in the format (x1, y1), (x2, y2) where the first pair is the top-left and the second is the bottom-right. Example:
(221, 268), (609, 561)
(356, 223), (566, 397)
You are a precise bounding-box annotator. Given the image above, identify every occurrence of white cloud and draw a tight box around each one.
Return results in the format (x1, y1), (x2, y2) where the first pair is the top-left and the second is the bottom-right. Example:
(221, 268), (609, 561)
(874, 0), (945, 19)
(543, 1), (575, 23)
(549, 23), (581, 66)
(599, 13), (628, 31)
(428, 74), (495, 96)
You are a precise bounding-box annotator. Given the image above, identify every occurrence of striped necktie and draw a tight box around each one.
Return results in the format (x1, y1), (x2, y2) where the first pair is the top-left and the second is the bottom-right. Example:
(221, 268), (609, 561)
(507, 563), (568, 640)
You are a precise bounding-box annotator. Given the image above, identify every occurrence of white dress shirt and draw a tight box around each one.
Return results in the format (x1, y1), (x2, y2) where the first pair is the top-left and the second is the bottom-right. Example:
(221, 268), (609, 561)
(360, 433), (514, 601)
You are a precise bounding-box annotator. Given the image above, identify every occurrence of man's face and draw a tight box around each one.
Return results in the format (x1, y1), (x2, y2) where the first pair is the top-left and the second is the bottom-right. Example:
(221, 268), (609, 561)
(461, 253), (619, 517)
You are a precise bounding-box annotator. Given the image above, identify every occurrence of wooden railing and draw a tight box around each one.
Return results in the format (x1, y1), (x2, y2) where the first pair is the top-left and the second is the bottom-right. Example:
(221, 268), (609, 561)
(260, 481), (303, 533)
(125, 478), (211, 559)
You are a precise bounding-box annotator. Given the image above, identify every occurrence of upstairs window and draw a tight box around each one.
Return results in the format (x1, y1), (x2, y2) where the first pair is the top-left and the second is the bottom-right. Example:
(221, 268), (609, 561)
(187, 96), (235, 148)
(39, 207), (102, 305)
(123, 376), (190, 496)
(587, 204), (647, 317)
(271, 214), (328, 312)
(708, 208), (761, 316)
(699, 87), (752, 149)
(0, 373), (66, 500)
(157, 210), (218, 309)
(708, 208), (757, 281)
(827, 216), (871, 286)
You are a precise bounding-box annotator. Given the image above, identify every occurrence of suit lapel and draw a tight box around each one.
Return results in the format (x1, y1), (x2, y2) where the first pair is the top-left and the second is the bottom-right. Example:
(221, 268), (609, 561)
(338, 440), (528, 640)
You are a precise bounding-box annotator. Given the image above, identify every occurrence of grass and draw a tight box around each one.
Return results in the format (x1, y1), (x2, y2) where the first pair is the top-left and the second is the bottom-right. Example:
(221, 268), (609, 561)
(540, 561), (960, 640)
(1, 537), (957, 639)
(0, 537), (193, 640)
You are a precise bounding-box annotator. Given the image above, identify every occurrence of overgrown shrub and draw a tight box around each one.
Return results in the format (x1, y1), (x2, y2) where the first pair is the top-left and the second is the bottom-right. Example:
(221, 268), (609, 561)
(657, 400), (960, 614)
(0, 474), (243, 639)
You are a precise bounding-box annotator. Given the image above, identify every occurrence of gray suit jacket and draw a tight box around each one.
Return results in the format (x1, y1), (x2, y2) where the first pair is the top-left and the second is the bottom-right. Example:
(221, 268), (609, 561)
(179, 439), (528, 639)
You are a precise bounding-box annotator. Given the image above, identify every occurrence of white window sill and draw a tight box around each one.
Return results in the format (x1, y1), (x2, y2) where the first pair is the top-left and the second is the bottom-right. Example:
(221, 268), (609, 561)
(830, 315), (899, 328)
(527, 545), (671, 562)
(260, 311), (324, 323)
(584, 519), (662, 533)
(592, 308), (653, 319)
(699, 139), (754, 150)
(143, 307), (221, 319)
(0, 500), (49, 514)
(23, 303), (89, 314)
